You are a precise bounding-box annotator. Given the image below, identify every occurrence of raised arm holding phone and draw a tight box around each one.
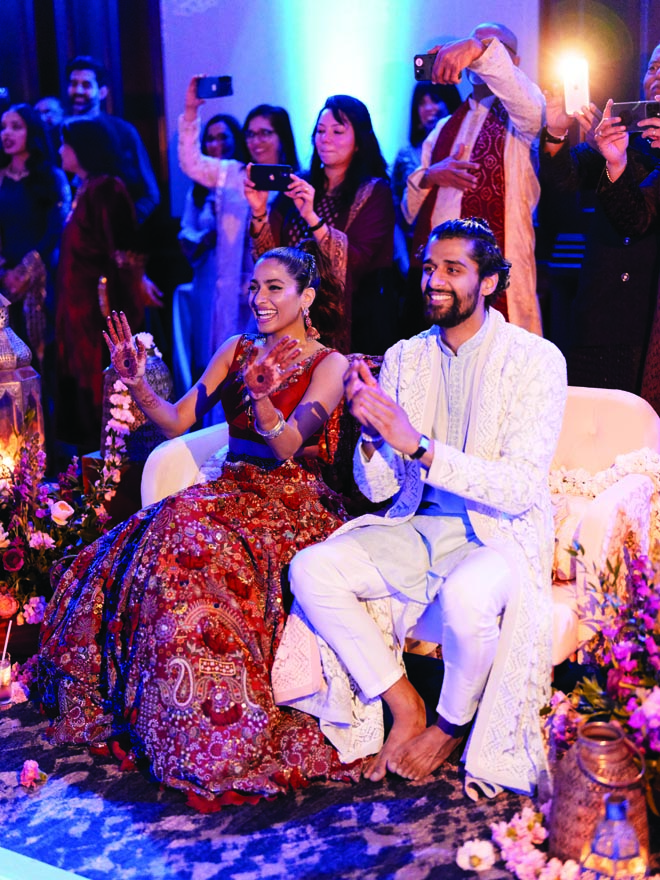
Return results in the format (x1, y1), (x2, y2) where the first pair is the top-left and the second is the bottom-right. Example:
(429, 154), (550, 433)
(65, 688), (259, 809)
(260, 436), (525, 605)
(539, 43), (660, 406)
(177, 76), (300, 405)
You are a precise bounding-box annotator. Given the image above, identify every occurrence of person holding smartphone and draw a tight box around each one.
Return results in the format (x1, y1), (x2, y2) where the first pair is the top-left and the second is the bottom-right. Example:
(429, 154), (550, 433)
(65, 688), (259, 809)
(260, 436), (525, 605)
(173, 113), (246, 399)
(588, 48), (660, 414)
(402, 23), (544, 338)
(245, 94), (397, 356)
(178, 76), (300, 422)
(539, 43), (660, 407)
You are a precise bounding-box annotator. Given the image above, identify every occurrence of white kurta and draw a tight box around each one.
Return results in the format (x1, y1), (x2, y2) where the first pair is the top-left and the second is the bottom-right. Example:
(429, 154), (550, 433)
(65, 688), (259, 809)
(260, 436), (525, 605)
(274, 311), (567, 798)
(403, 39), (544, 335)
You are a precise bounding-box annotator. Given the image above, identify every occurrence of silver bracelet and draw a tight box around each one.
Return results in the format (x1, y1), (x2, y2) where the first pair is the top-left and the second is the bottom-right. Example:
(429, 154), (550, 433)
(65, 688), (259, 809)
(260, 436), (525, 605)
(254, 407), (286, 439)
(360, 431), (384, 446)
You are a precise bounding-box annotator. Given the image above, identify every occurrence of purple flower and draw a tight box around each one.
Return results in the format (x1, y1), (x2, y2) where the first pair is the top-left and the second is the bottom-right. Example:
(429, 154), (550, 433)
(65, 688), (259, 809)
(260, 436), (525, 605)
(645, 636), (659, 656)
(629, 708), (647, 730)
(612, 641), (635, 661)
(649, 728), (660, 751)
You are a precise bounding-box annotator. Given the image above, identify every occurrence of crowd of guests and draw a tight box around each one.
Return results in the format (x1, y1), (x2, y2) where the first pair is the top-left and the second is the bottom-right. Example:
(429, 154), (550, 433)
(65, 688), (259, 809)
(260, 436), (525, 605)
(4, 25), (660, 810)
(3, 35), (660, 459)
(0, 55), (162, 461)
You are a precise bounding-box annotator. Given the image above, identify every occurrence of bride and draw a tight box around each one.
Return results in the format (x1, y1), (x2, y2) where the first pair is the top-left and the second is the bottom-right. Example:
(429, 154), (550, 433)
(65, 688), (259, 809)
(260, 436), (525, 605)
(39, 240), (359, 807)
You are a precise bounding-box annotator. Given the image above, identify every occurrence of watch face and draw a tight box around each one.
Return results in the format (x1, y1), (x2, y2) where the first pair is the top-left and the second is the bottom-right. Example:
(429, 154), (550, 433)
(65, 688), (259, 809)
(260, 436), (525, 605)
(412, 435), (430, 459)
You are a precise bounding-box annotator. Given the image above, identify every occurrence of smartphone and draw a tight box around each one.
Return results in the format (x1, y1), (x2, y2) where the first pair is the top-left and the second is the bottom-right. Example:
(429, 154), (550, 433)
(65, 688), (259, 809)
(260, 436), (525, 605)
(250, 164), (293, 192)
(610, 100), (660, 132)
(195, 76), (233, 99)
(562, 59), (590, 115)
(414, 54), (436, 82)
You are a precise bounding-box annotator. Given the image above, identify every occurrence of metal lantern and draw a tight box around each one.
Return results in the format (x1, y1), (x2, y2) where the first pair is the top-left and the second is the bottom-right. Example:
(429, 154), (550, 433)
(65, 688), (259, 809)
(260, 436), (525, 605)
(0, 293), (44, 471)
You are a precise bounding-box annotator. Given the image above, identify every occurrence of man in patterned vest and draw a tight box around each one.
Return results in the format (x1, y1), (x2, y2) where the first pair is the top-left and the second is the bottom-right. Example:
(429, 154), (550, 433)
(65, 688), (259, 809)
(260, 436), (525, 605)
(284, 219), (566, 798)
(403, 23), (544, 336)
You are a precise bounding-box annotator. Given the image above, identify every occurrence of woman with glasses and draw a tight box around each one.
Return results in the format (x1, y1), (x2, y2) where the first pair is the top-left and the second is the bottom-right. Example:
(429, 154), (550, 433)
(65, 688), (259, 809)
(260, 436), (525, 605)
(246, 94), (397, 355)
(173, 113), (246, 398)
(178, 77), (300, 420)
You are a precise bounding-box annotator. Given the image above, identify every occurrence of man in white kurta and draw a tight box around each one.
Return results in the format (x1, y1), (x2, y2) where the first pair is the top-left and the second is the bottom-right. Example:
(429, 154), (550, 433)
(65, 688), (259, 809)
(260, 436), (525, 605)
(281, 219), (567, 798)
(403, 24), (544, 335)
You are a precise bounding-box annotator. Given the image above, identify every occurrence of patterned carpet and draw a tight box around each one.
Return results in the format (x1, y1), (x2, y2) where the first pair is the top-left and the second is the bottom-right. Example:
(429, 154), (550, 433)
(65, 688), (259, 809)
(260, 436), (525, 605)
(0, 698), (529, 880)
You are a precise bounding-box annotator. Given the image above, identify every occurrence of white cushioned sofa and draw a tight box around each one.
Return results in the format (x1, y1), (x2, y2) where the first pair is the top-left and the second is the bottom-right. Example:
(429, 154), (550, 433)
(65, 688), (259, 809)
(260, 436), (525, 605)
(141, 386), (660, 667)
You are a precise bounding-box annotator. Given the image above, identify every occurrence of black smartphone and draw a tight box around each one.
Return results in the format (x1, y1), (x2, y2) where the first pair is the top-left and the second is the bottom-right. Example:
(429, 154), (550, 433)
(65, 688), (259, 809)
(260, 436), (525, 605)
(250, 164), (293, 192)
(610, 100), (660, 132)
(414, 53), (436, 82)
(195, 76), (233, 99)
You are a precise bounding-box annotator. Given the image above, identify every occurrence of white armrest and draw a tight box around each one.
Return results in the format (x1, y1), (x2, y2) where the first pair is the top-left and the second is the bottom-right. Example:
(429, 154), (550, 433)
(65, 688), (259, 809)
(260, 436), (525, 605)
(551, 473), (653, 665)
(141, 423), (229, 506)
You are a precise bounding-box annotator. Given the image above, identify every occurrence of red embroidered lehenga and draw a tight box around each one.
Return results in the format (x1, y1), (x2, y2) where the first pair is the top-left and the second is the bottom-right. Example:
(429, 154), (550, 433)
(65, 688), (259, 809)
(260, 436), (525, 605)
(39, 336), (359, 807)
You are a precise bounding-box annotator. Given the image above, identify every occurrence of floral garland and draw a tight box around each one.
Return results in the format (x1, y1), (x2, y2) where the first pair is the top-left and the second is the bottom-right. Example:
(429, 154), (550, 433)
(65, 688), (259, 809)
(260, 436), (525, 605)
(104, 379), (134, 494)
(549, 447), (660, 538)
(0, 382), (131, 625)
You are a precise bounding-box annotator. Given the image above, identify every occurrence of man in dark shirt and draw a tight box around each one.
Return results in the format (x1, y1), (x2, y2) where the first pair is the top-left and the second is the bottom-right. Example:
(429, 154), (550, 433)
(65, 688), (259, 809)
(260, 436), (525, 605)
(65, 56), (160, 224)
(539, 43), (660, 404)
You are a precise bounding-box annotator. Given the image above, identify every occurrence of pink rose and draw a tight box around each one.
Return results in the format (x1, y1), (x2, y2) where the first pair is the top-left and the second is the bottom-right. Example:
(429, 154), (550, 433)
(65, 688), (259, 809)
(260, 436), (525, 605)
(19, 759), (47, 789)
(0, 593), (19, 619)
(50, 500), (75, 526)
(28, 532), (56, 551)
(2, 547), (24, 572)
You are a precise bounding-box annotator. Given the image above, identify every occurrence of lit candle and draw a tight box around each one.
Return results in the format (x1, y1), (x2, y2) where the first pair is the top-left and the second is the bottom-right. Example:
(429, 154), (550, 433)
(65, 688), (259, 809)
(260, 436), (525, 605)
(0, 652), (11, 705)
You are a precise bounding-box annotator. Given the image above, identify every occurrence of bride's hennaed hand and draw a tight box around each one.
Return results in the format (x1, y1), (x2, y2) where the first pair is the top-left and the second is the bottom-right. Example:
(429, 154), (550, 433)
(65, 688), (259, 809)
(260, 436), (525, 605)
(243, 336), (303, 400)
(103, 311), (147, 386)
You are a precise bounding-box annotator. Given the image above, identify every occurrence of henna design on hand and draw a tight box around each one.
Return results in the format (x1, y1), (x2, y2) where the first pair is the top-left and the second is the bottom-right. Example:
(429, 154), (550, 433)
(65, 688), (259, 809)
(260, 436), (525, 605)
(242, 336), (303, 401)
(102, 311), (147, 386)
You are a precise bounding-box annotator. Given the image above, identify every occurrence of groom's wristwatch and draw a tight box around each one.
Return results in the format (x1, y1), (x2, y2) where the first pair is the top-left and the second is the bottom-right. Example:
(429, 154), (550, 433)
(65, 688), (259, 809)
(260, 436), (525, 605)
(410, 434), (431, 460)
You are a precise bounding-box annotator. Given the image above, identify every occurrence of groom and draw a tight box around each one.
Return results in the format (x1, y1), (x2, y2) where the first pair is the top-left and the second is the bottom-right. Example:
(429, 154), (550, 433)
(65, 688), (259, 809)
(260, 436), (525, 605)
(287, 218), (566, 795)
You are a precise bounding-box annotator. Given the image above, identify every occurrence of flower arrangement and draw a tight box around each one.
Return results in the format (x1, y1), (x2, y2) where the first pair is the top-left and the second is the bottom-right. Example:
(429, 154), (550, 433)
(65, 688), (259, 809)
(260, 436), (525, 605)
(456, 806), (660, 878)
(0, 381), (131, 626)
(19, 759), (47, 790)
(544, 542), (660, 811)
(456, 807), (580, 878)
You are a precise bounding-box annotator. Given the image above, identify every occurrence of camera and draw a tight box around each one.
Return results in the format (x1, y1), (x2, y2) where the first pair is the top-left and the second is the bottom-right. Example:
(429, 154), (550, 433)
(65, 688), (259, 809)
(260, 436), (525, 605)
(250, 164), (293, 192)
(414, 54), (436, 82)
(610, 100), (660, 132)
(195, 76), (233, 100)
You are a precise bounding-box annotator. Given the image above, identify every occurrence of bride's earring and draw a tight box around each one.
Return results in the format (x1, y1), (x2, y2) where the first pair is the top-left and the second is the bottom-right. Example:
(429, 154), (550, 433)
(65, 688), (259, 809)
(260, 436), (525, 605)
(303, 308), (320, 341)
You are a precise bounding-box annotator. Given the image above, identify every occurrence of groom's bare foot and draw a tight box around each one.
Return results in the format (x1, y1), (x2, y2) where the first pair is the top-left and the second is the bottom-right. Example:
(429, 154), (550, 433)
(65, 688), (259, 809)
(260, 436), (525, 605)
(362, 677), (427, 782)
(387, 725), (463, 780)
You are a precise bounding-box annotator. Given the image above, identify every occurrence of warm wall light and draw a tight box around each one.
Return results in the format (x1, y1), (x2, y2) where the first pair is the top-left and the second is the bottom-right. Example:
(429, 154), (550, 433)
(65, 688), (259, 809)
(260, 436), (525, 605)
(559, 55), (590, 114)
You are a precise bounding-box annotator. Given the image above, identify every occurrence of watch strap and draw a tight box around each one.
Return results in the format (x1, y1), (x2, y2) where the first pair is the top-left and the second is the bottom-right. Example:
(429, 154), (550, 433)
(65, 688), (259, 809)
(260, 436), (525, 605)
(410, 434), (431, 460)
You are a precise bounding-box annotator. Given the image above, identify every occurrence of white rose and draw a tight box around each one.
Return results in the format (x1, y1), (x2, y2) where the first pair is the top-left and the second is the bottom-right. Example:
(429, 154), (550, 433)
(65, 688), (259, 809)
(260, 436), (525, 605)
(50, 500), (75, 526)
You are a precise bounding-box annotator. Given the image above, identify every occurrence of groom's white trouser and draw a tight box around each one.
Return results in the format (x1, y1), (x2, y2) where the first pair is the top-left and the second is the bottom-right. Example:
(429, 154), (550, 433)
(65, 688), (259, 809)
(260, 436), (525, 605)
(290, 532), (513, 727)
